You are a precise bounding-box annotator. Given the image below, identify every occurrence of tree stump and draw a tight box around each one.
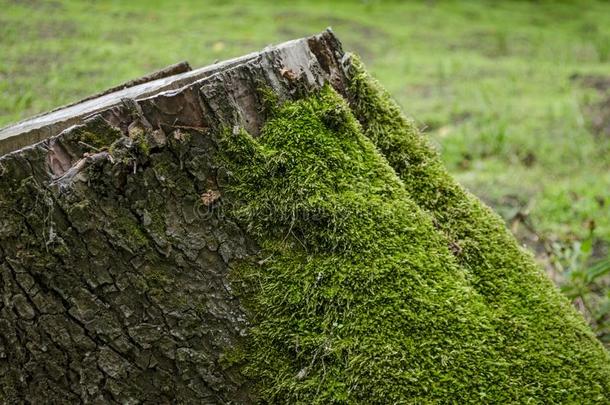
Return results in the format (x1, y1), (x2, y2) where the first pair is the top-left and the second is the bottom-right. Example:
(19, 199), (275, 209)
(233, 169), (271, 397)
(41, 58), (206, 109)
(0, 30), (608, 403)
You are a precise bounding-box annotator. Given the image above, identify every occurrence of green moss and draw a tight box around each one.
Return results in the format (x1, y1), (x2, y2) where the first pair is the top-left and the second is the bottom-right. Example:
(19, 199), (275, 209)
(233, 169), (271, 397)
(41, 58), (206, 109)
(140, 265), (196, 310)
(218, 86), (533, 402)
(147, 209), (167, 235)
(111, 213), (149, 251)
(218, 78), (610, 401)
(150, 152), (193, 192)
(135, 134), (151, 157)
(73, 120), (122, 150)
(218, 345), (246, 371)
(143, 267), (171, 290)
(344, 55), (610, 401)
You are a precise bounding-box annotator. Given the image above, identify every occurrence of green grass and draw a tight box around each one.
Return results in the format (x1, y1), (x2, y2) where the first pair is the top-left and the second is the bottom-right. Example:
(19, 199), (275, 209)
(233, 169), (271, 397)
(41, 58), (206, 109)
(2, 0), (610, 339)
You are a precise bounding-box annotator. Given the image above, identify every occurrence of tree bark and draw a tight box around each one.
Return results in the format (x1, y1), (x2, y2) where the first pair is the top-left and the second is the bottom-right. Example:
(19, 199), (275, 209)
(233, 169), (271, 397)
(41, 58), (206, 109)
(0, 30), (346, 403)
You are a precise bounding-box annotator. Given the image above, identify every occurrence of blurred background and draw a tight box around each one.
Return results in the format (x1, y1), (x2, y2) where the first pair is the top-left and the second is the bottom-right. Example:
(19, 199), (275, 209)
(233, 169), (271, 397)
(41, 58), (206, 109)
(1, 0), (609, 346)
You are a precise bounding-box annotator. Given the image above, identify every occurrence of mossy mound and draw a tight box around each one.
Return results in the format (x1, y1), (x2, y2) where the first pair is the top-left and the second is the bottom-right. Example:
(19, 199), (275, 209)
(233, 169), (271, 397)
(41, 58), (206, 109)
(219, 72), (610, 402)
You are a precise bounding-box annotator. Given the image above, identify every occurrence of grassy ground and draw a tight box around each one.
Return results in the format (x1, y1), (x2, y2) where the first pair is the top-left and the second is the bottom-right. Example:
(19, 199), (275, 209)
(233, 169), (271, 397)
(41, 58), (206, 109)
(2, 0), (610, 342)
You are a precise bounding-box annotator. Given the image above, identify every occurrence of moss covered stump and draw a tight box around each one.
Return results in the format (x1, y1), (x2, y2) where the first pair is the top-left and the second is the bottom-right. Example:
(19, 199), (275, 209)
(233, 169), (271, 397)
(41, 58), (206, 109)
(0, 30), (608, 403)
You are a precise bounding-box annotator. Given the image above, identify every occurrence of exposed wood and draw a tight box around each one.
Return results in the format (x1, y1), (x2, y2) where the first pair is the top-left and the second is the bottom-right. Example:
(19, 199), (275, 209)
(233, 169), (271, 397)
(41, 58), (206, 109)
(62, 61), (193, 109)
(0, 32), (344, 156)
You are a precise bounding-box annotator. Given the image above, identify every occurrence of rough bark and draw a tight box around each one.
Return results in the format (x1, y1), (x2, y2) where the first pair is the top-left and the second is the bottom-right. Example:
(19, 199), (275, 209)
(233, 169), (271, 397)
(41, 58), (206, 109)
(0, 30), (345, 403)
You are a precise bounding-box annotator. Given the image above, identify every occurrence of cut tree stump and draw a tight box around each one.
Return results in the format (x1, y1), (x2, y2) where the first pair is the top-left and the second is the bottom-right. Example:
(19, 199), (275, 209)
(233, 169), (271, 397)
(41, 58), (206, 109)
(0, 30), (348, 404)
(1, 30), (609, 404)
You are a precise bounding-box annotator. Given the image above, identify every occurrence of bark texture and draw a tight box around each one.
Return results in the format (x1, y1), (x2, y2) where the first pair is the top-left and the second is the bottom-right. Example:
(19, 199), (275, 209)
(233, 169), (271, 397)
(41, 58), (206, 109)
(0, 31), (345, 403)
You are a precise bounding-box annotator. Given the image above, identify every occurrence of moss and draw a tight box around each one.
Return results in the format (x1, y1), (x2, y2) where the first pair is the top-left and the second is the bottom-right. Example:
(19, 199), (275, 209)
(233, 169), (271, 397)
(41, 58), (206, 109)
(219, 86), (526, 402)
(143, 267), (171, 290)
(139, 265), (196, 310)
(150, 152), (193, 192)
(257, 85), (281, 116)
(344, 55), (610, 401)
(147, 209), (167, 235)
(135, 134), (151, 157)
(217, 76), (610, 401)
(111, 213), (149, 252)
(73, 118), (122, 150)
(218, 345), (247, 371)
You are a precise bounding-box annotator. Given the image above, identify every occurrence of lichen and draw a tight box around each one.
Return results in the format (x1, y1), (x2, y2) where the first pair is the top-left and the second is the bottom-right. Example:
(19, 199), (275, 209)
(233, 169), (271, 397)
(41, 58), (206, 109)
(219, 81), (610, 402)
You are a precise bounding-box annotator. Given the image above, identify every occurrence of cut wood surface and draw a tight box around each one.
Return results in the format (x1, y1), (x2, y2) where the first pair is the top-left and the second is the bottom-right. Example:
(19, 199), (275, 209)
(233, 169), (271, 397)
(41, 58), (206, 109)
(0, 34), (339, 156)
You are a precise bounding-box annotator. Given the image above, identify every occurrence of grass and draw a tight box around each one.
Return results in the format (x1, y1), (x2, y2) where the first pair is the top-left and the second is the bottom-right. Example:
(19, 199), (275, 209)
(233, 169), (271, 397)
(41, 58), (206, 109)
(2, 0), (610, 339)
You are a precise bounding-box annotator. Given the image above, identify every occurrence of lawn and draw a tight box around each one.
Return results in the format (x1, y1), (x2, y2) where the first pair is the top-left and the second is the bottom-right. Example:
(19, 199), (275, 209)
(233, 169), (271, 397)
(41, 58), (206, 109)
(2, 0), (610, 343)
